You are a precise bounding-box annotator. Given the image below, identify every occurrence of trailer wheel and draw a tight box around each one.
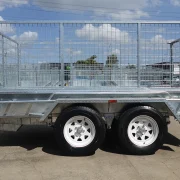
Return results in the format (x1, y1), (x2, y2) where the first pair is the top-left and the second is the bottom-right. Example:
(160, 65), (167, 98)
(54, 106), (106, 155)
(116, 106), (167, 155)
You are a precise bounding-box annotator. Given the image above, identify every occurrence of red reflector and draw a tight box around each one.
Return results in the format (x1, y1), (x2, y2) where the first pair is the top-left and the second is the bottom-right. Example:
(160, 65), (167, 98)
(108, 100), (117, 103)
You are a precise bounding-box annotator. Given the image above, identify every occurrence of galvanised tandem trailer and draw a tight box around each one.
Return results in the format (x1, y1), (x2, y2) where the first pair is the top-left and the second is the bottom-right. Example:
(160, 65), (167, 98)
(0, 21), (180, 155)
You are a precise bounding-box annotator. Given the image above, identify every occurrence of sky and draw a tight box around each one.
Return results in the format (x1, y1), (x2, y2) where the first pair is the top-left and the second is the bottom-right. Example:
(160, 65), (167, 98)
(0, 0), (180, 66)
(0, 0), (180, 21)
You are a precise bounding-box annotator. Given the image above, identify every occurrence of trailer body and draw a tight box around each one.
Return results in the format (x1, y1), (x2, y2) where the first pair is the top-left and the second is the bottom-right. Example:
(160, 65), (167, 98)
(0, 21), (180, 154)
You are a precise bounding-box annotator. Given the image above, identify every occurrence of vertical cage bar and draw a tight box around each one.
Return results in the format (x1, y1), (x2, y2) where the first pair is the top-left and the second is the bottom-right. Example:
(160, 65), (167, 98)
(60, 23), (64, 87)
(2, 36), (5, 87)
(170, 43), (173, 87)
(137, 23), (141, 87)
(17, 44), (21, 86)
(59, 24), (61, 85)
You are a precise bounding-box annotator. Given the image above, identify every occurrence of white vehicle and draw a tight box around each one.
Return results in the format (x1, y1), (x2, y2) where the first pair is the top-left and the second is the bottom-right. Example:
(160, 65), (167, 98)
(0, 21), (180, 155)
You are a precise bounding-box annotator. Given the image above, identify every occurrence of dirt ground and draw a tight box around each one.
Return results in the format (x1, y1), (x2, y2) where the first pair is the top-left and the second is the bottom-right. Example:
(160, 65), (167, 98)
(0, 119), (180, 180)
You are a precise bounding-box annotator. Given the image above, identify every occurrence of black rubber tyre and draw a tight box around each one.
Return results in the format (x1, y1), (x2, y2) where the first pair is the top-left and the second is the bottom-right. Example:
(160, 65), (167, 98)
(54, 106), (106, 155)
(115, 106), (167, 155)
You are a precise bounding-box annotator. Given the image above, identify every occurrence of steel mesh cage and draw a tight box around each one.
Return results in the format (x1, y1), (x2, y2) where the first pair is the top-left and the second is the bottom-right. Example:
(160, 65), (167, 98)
(0, 22), (179, 89)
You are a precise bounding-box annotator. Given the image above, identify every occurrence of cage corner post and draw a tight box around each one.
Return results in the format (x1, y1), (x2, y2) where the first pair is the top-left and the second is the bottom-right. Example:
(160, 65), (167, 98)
(59, 23), (64, 88)
(137, 23), (141, 88)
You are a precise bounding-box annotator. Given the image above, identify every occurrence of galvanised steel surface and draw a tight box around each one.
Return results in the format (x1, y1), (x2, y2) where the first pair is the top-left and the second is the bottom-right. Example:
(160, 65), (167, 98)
(0, 21), (180, 126)
(0, 87), (179, 121)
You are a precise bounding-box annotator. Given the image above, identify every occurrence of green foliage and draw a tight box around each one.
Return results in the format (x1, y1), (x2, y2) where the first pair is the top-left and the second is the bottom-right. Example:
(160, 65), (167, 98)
(76, 60), (86, 64)
(76, 55), (98, 64)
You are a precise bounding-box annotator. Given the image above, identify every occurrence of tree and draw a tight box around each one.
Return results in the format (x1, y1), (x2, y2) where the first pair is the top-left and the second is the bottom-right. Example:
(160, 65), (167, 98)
(86, 55), (97, 64)
(89, 55), (97, 60)
(76, 55), (98, 65)
(76, 60), (86, 64)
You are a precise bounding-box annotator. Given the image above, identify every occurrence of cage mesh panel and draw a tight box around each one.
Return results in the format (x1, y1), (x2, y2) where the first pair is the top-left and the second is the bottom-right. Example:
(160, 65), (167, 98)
(0, 22), (179, 89)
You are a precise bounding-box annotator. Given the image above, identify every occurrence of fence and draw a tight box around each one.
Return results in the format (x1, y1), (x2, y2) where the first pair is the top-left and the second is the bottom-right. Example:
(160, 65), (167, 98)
(0, 22), (179, 89)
